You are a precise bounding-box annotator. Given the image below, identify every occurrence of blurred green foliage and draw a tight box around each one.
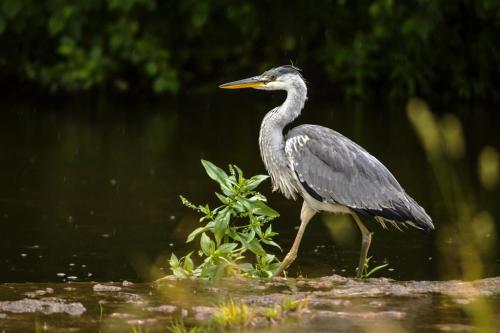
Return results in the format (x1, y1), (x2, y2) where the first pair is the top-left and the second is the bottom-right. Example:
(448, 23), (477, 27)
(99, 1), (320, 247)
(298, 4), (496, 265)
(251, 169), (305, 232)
(1, 0), (499, 99)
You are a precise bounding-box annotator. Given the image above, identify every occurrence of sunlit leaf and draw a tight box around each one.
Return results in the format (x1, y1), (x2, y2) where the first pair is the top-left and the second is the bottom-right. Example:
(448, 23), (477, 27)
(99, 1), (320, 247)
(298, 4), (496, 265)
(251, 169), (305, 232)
(365, 263), (389, 278)
(183, 252), (194, 272)
(232, 164), (244, 182)
(240, 237), (266, 256)
(262, 239), (282, 250)
(214, 208), (230, 244)
(246, 175), (269, 190)
(169, 253), (179, 267)
(201, 159), (231, 190)
(238, 263), (254, 273)
(200, 233), (211, 256)
(245, 229), (255, 243)
(248, 199), (279, 217)
(215, 192), (228, 204)
(217, 243), (238, 254)
(187, 226), (209, 243)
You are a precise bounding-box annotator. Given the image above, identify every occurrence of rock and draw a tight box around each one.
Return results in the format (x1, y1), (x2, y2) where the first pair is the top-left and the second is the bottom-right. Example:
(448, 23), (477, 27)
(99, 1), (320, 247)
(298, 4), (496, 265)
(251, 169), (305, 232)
(0, 298), (86, 316)
(146, 305), (177, 313)
(93, 284), (122, 292)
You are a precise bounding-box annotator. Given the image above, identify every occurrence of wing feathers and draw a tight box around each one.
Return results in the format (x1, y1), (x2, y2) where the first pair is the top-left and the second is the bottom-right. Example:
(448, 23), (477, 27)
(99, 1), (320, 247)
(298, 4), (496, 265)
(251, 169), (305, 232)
(286, 125), (434, 232)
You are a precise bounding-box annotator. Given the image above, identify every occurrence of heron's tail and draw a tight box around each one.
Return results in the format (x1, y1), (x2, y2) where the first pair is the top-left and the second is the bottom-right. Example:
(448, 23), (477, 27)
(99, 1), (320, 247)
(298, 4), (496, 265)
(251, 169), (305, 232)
(351, 194), (434, 233)
(405, 195), (434, 233)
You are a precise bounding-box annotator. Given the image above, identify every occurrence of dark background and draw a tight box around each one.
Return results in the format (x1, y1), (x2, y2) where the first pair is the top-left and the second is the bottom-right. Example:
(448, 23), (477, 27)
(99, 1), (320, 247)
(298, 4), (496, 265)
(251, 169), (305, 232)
(1, 0), (500, 101)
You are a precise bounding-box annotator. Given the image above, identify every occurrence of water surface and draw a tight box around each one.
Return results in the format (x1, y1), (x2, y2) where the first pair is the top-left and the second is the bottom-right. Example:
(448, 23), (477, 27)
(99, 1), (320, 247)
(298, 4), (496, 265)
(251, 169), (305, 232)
(0, 94), (498, 282)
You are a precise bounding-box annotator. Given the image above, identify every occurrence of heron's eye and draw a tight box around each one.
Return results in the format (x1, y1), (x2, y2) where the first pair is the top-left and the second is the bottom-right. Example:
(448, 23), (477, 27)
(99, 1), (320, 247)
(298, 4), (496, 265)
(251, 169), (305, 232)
(269, 75), (277, 81)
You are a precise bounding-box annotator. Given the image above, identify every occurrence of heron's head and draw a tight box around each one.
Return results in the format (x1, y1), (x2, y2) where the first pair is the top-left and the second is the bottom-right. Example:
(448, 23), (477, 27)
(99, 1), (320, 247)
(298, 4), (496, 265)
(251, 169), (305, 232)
(219, 65), (305, 91)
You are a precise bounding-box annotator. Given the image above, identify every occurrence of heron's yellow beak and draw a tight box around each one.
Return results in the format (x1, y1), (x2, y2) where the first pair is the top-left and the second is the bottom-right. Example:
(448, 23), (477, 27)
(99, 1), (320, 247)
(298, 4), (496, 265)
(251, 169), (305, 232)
(219, 76), (267, 89)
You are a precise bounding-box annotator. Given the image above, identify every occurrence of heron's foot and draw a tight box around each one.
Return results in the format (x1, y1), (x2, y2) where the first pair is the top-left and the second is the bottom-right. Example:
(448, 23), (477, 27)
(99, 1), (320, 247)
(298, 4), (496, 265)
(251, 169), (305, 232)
(355, 266), (363, 279)
(272, 251), (297, 277)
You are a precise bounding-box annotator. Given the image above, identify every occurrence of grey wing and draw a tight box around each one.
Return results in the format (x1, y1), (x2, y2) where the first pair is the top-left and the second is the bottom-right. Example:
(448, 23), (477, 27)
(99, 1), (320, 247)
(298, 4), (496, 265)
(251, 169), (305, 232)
(285, 125), (434, 232)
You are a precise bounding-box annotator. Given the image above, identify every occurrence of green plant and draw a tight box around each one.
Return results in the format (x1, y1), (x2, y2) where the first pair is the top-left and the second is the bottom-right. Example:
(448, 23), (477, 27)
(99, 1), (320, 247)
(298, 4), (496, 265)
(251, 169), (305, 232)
(131, 325), (150, 333)
(169, 160), (281, 279)
(213, 300), (255, 328)
(98, 301), (104, 321)
(34, 319), (42, 333)
(361, 256), (388, 279)
(168, 320), (206, 333)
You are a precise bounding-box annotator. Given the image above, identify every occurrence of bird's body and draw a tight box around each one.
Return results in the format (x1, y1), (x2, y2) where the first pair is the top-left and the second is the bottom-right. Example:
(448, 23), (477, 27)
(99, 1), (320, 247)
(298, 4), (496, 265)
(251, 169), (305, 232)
(220, 65), (434, 277)
(283, 125), (433, 232)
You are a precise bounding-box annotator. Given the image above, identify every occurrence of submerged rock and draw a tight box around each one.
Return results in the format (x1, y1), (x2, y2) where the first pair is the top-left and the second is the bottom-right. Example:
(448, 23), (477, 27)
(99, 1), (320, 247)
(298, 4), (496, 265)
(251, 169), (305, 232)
(0, 298), (86, 316)
(93, 283), (122, 292)
(146, 305), (177, 313)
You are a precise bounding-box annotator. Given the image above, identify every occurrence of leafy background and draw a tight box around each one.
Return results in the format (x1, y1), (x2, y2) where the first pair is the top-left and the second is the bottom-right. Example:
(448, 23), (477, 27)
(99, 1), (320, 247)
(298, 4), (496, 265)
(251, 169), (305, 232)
(1, 0), (499, 100)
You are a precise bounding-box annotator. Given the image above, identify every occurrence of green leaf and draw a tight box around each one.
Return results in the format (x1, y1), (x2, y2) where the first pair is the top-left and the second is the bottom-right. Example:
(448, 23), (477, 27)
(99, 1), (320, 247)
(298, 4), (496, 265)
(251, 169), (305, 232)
(242, 198), (279, 217)
(199, 204), (211, 215)
(232, 164), (244, 182)
(246, 229), (255, 243)
(171, 267), (189, 278)
(264, 225), (278, 238)
(183, 253), (194, 272)
(200, 262), (218, 278)
(238, 263), (254, 273)
(201, 159), (230, 190)
(217, 243), (238, 254)
(262, 239), (282, 250)
(214, 208), (230, 244)
(249, 193), (267, 201)
(246, 175), (269, 190)
(240, 237), (266, 256)
(365, 263), (389, 278)
(215, 192), (228, 204)
(186, 226), (209, 243)
(169, 253), (179, 267)
(200, 233), (211, 256)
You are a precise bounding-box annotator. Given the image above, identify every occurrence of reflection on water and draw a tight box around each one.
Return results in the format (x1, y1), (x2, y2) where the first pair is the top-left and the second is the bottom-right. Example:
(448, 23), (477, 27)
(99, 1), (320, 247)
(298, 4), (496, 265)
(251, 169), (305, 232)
(0, 95), (498, 282)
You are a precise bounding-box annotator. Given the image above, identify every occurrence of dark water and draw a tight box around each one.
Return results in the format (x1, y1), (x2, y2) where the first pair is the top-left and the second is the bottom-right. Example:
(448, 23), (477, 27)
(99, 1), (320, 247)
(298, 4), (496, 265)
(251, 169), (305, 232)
(0, 93), (499, 283)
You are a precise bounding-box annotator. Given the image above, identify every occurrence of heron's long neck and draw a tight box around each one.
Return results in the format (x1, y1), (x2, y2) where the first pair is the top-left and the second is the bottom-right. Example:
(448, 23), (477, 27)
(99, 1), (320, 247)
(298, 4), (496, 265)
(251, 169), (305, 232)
(259, 81), (307, 198)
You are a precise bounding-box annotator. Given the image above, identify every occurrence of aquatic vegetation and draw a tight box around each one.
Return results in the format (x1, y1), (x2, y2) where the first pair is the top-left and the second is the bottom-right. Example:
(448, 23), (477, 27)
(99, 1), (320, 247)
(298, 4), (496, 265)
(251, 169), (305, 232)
(98, 301), (104, 321)
(34, 320), (43, 333)
(131, 325), (150, 333)
(360, 256), (389, 279)
(167, 319), (205, 333)
(165, 297), (309, 332)
(168, 160), (281, 279)
(213, 300), (255, 327)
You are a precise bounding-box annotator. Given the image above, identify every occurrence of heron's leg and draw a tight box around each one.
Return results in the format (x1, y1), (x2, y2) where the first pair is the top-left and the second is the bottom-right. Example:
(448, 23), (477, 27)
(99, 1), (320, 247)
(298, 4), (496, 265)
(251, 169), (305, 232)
(352, 213), (373, 278)
(273, 201), (316, 277)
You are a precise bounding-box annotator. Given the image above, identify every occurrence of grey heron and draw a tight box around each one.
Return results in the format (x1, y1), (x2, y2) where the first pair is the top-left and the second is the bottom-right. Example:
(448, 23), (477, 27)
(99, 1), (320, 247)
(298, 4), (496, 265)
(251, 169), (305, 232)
(219, 65), (434, 278)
